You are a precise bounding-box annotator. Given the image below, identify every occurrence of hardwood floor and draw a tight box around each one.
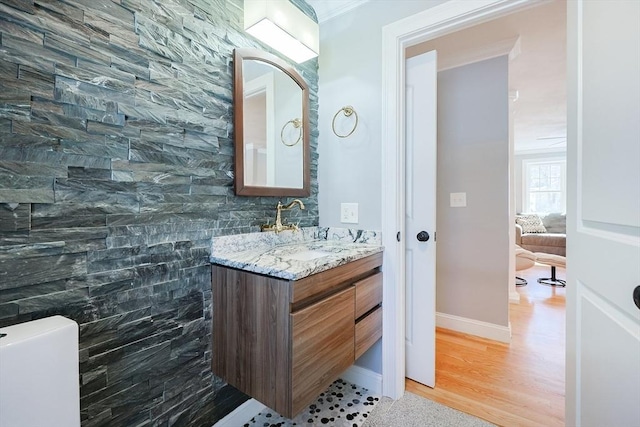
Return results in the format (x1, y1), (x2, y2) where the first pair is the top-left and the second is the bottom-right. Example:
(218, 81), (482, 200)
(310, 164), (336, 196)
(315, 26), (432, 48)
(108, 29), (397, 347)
(407, 263), (566, 427)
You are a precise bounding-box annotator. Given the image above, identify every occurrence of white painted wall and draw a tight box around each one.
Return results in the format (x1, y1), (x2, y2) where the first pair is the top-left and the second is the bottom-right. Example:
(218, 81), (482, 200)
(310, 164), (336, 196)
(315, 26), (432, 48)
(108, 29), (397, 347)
(317, 0), (445, 373)
(317, 0), (446, 230)
(436, 56), (510, 327)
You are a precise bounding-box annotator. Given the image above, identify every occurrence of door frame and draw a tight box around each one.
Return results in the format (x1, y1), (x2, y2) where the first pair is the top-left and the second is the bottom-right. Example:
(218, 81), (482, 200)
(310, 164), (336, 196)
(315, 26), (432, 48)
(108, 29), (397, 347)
(380, 0), (539, 400)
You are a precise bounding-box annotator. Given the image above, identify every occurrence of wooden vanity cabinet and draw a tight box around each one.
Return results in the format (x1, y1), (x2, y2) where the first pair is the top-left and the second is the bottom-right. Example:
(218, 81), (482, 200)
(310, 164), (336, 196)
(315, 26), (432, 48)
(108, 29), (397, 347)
(211, 252), (382, 418)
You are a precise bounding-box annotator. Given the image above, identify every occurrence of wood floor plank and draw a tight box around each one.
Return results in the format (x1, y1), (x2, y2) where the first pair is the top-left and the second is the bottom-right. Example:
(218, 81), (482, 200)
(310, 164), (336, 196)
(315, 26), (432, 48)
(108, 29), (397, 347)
(408, 263), (566, 427)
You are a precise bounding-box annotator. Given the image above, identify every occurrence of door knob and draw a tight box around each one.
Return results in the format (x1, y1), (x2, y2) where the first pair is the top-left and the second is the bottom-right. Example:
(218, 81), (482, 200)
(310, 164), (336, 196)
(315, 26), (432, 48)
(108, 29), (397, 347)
(416, 231), (430, 242)
(633, 286), (640, 310)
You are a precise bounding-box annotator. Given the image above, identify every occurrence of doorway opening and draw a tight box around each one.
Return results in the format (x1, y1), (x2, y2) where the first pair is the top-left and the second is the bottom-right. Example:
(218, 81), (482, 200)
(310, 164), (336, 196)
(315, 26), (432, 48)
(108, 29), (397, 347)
(381, 0), (568, 424)
(402, 2), (567, 424)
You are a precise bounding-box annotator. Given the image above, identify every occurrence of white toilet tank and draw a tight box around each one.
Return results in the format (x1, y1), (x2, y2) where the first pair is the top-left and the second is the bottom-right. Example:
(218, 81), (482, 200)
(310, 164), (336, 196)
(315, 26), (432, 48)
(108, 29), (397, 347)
(0, 315), (81, 427)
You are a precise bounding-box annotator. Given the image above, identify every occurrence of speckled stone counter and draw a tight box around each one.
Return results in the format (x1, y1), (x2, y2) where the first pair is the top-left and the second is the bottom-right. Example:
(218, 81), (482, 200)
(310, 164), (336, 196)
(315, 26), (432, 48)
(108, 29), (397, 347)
(209, 227), (383, 280)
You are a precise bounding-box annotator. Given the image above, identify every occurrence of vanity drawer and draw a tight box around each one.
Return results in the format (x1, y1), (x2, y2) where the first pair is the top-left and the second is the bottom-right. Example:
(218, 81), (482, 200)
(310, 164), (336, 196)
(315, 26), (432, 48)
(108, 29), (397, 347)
(355, 272), (383, 319)
(355, 306), (382, 359)
(291, 286), (355, 416)
(293, 252), (382, 305)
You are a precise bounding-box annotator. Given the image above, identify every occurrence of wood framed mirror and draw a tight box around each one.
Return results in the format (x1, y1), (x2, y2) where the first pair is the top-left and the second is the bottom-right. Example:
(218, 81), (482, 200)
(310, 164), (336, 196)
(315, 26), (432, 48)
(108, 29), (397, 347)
(234, 48), (310, 197)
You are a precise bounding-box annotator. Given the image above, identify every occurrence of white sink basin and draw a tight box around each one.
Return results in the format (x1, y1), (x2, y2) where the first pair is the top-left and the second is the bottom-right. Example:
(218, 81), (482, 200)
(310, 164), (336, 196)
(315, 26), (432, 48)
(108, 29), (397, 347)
(283, 249), (333, 261)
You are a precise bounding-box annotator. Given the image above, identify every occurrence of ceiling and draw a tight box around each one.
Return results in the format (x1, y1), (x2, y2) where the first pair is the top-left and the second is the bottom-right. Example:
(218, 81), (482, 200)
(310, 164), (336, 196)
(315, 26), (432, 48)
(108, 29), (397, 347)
(306, 0), (567, 154)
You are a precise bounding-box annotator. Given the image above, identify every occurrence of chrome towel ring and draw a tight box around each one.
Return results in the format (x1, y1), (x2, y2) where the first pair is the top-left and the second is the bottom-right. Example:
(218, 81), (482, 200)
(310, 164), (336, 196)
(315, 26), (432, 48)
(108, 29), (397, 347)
(332, 105), (358, 138)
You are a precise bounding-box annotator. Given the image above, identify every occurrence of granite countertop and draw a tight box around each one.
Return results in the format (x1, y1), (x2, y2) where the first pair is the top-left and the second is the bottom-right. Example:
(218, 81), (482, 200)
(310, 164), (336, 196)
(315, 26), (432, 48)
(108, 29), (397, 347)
(209, 227), (383, 280)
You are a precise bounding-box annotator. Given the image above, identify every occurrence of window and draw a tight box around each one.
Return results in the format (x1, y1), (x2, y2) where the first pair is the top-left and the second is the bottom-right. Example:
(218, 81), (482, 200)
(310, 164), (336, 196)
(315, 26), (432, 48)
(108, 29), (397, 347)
(523, 159), (566, 213)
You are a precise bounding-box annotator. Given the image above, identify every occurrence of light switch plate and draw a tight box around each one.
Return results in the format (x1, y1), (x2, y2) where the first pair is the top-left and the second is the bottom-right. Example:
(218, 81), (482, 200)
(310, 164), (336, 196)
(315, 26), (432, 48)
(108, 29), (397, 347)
(450, 192), (467, 207)
(340, 203), (359, 223)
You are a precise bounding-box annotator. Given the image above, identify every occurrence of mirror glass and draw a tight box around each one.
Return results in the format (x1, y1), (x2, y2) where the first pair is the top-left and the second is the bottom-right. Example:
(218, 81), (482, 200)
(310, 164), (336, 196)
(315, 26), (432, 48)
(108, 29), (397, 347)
(234, 49), (310, 197)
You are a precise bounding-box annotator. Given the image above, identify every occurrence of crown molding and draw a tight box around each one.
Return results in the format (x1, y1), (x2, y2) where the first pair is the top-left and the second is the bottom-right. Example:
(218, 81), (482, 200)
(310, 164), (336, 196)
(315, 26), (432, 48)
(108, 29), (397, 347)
(311, 0), (370, 23)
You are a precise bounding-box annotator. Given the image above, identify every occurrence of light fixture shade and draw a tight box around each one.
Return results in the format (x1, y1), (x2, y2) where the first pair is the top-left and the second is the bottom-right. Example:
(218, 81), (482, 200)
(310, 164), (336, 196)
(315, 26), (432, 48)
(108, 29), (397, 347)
(244, 0), (319, 63)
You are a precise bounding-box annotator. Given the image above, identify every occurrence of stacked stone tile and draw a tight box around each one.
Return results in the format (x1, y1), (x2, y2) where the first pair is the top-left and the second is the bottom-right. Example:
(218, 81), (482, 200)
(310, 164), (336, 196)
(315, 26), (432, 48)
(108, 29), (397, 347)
(0, 0), (319, 425)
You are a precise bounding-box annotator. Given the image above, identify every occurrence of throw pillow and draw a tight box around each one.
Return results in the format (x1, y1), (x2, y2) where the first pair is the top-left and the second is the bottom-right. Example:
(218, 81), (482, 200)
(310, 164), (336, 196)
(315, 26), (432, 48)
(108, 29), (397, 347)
(542, 213), (566, 234)
(516, 214), (547, 233)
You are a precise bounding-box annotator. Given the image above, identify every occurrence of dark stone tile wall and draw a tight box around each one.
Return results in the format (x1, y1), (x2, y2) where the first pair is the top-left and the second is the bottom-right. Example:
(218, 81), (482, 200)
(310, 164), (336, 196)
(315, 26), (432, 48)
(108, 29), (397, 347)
(0, 0), (318, 425)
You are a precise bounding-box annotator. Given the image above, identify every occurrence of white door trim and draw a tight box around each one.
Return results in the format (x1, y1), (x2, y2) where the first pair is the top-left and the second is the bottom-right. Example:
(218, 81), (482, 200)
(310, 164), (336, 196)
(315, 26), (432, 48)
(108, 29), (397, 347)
(380, 0), (539, 399)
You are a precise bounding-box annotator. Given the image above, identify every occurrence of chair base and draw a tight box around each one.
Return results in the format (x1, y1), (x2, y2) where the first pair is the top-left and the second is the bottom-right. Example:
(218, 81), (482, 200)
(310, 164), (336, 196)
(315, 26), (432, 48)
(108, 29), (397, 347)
(537, 266), (566, 287)
(515, 276), (527, 286)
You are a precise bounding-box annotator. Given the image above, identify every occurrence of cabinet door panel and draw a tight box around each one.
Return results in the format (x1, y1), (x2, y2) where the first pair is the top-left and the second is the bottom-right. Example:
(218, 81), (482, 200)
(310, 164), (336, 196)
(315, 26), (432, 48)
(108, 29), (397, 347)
(291, 286), (355, 416)
(212, 266), (291, 413)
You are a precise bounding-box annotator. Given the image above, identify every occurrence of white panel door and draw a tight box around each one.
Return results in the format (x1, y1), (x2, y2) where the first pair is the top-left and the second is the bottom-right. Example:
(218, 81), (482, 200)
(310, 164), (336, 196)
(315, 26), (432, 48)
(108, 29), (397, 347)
(405, 50), (437, 387)
(567, 1), (640, 426)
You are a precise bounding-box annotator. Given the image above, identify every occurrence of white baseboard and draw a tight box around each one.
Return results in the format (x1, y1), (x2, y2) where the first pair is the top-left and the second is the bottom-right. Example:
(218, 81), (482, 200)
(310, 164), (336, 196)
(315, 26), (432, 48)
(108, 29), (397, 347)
(213, 398), (265, 427)
(436, 312), (511, 343)
(509, 290), (521, 304)
(341, 364), (383, 395)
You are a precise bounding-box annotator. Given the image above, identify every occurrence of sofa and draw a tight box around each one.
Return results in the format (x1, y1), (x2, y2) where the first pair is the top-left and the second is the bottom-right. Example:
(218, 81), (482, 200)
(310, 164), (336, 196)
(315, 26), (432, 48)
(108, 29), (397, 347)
(515, 213), (566, 256)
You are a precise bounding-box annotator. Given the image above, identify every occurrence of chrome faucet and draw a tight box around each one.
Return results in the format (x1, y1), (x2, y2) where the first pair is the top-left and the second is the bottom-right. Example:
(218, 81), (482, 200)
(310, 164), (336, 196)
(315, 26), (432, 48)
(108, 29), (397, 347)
(261, 199), (306, 233)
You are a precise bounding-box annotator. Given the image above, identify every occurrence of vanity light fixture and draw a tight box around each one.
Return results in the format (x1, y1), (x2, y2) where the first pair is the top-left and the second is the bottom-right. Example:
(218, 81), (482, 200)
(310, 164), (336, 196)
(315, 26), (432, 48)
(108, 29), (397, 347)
(244, 0), (319, 64)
